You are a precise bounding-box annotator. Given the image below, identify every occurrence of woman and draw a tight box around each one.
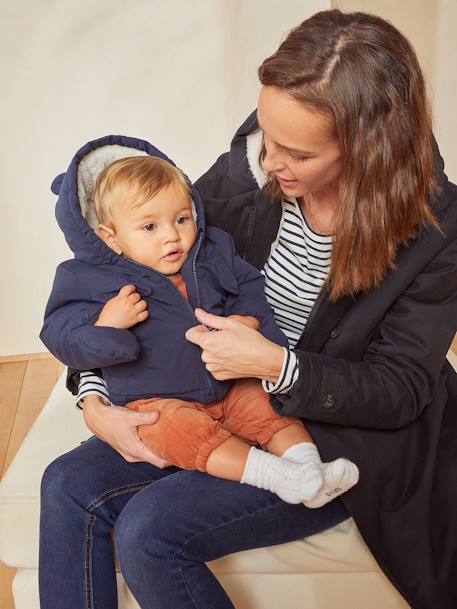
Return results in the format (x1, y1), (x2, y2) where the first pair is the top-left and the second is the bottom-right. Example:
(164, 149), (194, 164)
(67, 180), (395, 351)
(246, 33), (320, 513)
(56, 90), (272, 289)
(41, 9), (457, 609)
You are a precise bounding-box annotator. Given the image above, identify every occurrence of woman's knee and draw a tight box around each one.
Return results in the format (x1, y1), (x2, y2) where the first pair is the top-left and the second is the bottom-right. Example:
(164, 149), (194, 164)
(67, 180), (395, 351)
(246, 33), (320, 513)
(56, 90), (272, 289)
(115, 500), (171, 568)
(40, 438), (107, 508)
(41, 451), (78, 502)
(114, 476), (198, 567)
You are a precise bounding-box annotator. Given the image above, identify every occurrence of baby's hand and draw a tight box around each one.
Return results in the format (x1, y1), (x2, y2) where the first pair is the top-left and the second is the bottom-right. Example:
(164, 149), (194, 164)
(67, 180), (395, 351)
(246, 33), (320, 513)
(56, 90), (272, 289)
(95, 285), (149, 329)
(228, 315), (260, 331)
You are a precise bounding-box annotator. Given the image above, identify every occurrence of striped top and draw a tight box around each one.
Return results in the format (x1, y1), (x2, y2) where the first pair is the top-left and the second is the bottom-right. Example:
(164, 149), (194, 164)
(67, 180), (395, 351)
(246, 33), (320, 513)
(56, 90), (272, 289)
(263, 198), (332, 347)
(76, 198), (333, 405)
(261, 198), (333, 394)
(78, 370), (110, 405)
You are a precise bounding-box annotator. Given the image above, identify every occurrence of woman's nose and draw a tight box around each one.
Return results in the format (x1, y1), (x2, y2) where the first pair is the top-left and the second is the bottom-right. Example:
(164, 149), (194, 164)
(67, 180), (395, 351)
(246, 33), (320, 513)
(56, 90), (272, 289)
(262, 145), (287, 174)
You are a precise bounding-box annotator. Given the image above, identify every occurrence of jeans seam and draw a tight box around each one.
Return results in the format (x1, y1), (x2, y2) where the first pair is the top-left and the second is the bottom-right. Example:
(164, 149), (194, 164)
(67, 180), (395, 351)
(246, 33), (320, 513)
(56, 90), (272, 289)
(84, 514), (96, 609)
(179, 564), (205, 609)
(83, 480), (154, 608)
(86, 480), (153, 512)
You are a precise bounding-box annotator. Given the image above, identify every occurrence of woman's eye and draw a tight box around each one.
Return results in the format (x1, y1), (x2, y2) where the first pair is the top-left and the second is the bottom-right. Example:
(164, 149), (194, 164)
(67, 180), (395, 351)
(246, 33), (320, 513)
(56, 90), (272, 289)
(143, 224), (157, 231)
(289, 152), (309, 163)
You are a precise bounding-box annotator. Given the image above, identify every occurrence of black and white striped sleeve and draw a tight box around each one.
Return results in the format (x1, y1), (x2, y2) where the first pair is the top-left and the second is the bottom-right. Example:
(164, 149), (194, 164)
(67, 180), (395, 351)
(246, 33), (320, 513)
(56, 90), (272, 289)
(262, 348), (299, 395)
(76, 371), (110, 409)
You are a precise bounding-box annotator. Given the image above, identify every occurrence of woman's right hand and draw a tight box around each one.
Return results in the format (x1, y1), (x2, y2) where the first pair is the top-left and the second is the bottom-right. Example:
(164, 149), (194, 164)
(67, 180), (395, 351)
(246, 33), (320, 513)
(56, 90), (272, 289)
(82, 394), (172, 468)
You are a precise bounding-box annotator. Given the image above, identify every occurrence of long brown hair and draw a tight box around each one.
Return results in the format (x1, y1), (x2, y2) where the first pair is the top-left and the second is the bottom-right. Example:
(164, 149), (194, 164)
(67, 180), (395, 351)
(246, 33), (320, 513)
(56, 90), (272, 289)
(258, 9), (441, 300)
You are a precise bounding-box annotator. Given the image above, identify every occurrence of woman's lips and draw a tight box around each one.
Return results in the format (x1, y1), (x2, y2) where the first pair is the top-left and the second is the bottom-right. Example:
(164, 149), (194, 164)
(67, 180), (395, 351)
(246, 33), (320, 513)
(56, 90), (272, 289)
(163, 251), (183, 262)
(276, 175), (298, 188)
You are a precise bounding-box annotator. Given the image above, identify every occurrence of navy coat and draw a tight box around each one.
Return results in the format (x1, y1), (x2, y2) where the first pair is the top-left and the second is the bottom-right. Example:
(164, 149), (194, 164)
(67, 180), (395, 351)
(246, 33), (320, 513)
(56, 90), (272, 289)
(196, 112), (457, 609)
(40, 135), (287, 405)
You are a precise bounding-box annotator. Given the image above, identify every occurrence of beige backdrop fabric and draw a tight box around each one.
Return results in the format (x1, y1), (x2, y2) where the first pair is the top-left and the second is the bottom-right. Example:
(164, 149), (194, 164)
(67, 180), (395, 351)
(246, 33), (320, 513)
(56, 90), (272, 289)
(2, 0), (455, 356)
(1, 0), (328, 356)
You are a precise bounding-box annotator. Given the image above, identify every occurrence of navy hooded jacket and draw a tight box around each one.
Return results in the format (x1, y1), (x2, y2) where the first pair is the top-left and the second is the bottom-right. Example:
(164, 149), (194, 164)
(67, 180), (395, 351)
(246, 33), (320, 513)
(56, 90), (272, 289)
(40, 135), (288, 405)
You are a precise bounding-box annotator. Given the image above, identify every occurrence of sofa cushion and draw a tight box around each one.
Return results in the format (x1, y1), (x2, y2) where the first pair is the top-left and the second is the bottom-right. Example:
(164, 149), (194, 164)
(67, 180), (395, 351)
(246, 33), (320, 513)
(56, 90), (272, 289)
(2, 361), (435, 609)
(0, 370), (383, 574)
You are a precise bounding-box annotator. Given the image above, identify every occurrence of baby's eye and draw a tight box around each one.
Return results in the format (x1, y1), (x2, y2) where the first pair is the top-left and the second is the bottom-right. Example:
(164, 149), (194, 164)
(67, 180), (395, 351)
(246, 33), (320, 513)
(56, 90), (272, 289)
(176, 216), (190, 225)
(143, 223), (157, 231)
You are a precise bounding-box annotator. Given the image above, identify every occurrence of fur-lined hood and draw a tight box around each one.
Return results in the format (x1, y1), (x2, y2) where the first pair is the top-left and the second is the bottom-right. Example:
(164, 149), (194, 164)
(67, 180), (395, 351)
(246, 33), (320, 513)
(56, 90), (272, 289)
(50, 135), (205, 266)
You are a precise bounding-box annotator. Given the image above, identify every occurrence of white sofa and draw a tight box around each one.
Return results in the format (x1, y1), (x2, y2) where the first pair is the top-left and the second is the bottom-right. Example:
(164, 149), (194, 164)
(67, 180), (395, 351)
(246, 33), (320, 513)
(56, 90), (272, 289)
(5, 356), (449, 609)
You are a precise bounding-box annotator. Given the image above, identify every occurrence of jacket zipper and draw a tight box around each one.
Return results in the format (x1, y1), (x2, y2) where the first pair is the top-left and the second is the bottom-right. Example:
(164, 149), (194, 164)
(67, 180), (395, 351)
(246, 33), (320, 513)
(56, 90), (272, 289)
(191, 233), (203, 308)
(189, 238), (218, 395)
(122, 233), (217, 396)
(186, 236), (218, 395)
(122, 255), (197, 321)
(242, 207), (256, 260)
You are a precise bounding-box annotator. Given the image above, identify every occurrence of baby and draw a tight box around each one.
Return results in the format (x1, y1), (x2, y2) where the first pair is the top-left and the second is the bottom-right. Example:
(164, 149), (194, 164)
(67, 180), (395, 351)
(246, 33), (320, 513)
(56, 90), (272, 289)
(41, 136), (358, 507)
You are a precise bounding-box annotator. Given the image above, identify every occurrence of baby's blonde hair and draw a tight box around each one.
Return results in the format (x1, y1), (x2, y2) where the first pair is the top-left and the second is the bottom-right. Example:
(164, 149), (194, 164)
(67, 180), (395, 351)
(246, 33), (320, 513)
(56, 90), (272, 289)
(94, 156), (190, 226)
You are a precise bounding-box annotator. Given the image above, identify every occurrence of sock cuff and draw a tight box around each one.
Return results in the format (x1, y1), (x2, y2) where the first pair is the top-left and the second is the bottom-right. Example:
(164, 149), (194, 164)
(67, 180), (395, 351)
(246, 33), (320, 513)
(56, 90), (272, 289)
(281, 442), (319, 461)
(240, 446), (260, 484)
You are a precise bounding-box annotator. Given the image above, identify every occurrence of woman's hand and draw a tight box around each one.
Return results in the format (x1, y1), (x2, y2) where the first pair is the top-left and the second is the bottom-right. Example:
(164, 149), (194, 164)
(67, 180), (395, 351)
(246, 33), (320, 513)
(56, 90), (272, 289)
(82, 394), (172, 468)
(228, 314), (260, 330)
(185, 309), (284, 381)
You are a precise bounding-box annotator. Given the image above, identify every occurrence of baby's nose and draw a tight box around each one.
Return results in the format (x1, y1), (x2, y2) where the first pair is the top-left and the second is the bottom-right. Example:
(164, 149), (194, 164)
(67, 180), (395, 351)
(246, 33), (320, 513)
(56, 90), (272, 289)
(163, 225), (180, 241)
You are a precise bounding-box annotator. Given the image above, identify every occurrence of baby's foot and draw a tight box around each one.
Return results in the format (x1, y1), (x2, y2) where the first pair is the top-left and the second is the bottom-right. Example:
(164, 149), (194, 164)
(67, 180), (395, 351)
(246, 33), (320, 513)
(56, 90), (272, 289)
(241, 446), (324, 504)
(294, 460), (324, 502)
(270, 460), (324, 504)
(303, 458), (359, 509)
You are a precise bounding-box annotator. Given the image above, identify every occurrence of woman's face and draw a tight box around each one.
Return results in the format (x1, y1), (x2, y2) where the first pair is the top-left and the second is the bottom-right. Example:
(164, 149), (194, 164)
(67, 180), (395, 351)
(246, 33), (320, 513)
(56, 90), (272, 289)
(257, 86), (342, 200)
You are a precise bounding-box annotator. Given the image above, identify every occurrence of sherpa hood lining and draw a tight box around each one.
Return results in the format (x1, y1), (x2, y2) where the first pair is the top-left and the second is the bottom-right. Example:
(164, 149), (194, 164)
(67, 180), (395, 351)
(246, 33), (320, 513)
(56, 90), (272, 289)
(76, 144), (197, 230)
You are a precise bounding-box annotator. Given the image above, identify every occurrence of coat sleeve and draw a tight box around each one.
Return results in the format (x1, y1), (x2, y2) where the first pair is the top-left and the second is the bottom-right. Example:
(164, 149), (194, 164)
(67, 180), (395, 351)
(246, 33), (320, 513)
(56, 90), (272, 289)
(40, 264), (140, 370)
(271, 238), (457, 429)
(222, 237), (289, 348)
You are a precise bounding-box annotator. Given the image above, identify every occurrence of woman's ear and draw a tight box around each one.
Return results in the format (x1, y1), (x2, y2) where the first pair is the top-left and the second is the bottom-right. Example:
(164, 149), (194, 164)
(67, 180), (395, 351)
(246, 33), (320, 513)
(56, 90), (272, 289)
(97, 224), (123, 255)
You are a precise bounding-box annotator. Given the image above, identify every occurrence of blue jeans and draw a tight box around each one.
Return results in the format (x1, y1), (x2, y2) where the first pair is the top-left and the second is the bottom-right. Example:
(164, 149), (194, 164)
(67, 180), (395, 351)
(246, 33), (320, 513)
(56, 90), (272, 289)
(39, 436), (348, 609)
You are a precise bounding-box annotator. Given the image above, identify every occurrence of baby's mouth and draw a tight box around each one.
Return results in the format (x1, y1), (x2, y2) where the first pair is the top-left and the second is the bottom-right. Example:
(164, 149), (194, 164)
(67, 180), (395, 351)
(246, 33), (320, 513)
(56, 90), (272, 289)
(162, 250), (183, 261)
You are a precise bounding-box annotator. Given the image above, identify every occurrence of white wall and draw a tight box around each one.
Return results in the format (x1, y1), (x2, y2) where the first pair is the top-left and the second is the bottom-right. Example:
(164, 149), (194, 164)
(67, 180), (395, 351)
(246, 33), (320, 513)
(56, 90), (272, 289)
(1, 0), (329, 357)
(433, 0), (457, 183)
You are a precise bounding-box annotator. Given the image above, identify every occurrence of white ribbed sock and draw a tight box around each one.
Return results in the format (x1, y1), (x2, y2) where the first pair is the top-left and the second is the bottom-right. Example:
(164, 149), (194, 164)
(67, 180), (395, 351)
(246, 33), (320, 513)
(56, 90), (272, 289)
(240, 446), (323, 503)
(281, 442), (360, 509)
(303, 458), (359, 509)
(281, 442), (321, 465)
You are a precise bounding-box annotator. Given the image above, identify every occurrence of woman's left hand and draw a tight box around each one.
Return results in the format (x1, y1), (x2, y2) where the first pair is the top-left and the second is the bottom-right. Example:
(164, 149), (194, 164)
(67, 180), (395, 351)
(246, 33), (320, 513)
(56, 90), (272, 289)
(185, 309), (284, 382)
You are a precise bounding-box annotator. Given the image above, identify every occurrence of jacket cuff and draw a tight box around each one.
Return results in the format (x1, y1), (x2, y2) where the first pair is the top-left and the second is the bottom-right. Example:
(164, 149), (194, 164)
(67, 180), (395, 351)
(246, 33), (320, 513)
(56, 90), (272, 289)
(75, 325), (140, 368)
(262, 348), (299, 394)
(272, 351), (342, 419)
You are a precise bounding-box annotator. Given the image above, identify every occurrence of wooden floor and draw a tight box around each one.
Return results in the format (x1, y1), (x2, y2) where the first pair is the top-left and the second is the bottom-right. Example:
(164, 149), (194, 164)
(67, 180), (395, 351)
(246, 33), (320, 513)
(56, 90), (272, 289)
(0, 355), (64, 609)
(0, 340), (456, 608)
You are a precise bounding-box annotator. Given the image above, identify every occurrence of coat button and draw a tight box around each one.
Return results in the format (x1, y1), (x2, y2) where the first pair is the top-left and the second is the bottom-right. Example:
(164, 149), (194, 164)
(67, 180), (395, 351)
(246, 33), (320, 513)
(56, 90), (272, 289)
(330, 328), (340, 338)
(321, 394), (335, 409)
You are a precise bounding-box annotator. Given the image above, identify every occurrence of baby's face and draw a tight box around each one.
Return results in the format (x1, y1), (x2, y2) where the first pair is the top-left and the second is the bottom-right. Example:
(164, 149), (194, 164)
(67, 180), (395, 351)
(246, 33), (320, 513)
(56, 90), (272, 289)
(111, 182), (197, 275)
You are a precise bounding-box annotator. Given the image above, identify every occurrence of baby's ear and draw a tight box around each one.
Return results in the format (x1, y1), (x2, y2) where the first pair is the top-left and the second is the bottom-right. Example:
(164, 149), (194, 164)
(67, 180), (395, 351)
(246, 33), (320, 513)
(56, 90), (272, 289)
(97, 224), (123, 255)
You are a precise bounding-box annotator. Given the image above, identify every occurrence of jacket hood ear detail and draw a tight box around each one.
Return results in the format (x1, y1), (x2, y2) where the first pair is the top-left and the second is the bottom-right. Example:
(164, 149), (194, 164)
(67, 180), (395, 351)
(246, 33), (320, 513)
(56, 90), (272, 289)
(51, 173), (66, 195)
